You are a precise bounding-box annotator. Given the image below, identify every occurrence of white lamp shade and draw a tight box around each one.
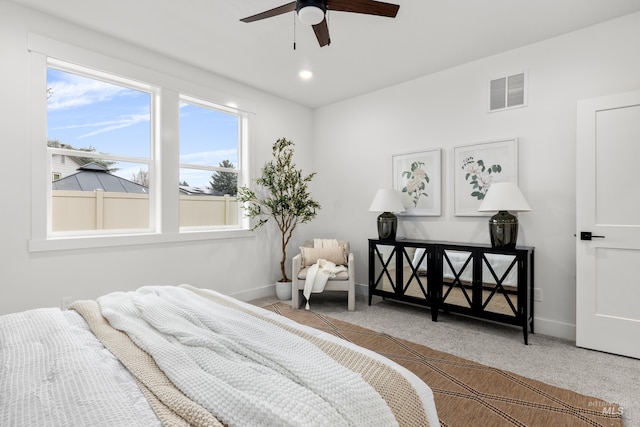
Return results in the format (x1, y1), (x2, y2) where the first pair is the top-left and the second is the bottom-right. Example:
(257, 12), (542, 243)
(478, 182), (531, 212)
(369, 189), (405, 213)
(298, 6), (325, 25)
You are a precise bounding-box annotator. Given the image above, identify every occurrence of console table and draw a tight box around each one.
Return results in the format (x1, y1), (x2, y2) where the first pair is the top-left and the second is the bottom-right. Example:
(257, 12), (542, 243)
(368, 238), (535, 344)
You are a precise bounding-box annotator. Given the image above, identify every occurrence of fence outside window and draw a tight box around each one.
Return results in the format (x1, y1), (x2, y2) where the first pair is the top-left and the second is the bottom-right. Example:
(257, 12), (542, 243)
(52, 189), (238, 231)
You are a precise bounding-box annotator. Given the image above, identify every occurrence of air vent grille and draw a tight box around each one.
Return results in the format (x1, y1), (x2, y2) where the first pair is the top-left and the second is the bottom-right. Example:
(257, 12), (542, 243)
(489, 72), (526, 112)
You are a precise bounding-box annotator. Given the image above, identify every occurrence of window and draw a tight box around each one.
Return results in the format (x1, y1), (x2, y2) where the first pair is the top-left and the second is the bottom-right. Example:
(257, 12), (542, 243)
(179, 97), (241, 229)
(29, 35), (253, 251)
(47, 62), (154, 234)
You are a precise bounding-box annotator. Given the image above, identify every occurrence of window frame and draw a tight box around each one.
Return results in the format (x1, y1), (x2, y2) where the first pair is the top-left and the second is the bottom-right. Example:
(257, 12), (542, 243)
(28, 34), (254, 252)
(46, 59), (158, 237)
(178, 94), (244, 231)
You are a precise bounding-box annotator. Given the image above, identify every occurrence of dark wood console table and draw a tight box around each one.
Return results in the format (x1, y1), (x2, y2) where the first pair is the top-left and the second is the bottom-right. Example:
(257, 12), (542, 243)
(368, 238), (535, 344)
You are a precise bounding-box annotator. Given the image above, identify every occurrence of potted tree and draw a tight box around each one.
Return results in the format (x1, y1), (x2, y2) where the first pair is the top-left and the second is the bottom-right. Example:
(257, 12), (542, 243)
(238, 138), (321, 299)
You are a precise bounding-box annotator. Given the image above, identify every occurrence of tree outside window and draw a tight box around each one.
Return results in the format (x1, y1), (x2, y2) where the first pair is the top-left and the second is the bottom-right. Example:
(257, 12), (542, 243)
(209, 160), (237, 196)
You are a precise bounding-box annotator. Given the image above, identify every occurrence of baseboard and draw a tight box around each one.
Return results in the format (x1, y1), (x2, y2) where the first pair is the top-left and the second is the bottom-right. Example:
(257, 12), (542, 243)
(532, 316), (576, 341)
(233, 282), (367, 304)
(355, 282), (368, 296)
(229, 284), (276, 302)
(356, 282), (577, 341)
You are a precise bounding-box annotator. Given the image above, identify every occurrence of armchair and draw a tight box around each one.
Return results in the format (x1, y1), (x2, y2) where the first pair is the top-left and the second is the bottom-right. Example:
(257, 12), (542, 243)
(291, 240), (355, 311)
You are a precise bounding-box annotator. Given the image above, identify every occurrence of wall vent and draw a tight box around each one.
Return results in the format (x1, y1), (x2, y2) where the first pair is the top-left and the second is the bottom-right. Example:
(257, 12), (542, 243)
(489, 72), (526, 112)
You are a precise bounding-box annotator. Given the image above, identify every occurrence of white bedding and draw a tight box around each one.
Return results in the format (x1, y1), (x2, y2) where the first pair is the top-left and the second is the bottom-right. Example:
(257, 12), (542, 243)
(99, 286), (397, 426)
(0, 286), (439, 427)
(0, 308), (160, 427)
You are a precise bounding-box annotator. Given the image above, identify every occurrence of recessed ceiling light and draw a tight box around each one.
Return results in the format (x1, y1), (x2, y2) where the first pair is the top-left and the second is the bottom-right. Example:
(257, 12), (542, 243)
(299, 70), (313, 80)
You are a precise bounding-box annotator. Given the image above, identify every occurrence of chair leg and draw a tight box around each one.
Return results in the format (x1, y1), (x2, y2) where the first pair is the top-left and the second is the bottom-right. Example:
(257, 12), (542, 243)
(291, 284), (300, 309)
(348, 289), (355, 311)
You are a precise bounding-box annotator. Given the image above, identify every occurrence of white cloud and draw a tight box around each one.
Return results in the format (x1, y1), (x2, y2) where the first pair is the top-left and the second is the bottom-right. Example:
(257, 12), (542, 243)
(77, 113), (149, 139)
(47, 77), (128, 111)
(48, 72), (149, 138)
(180, 169), (213, 188)
(180, 149), (237, 166)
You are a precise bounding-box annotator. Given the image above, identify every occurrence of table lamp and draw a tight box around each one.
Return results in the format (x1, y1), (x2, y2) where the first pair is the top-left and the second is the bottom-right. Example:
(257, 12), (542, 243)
(369, 188), (405, 240)
(477, 182), (531, 248)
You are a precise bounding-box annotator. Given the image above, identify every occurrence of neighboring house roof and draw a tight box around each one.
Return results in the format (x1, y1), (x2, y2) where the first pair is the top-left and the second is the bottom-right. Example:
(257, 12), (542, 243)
(52, 162), (148, 194)
(179, 185), (225, 196)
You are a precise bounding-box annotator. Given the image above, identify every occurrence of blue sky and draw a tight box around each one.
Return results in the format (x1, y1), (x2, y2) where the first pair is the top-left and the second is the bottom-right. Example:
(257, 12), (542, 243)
(47, 68), (238, 188)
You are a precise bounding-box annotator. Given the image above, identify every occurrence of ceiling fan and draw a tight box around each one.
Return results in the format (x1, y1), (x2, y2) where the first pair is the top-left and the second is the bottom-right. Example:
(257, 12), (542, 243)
(240, 0), (400, 47)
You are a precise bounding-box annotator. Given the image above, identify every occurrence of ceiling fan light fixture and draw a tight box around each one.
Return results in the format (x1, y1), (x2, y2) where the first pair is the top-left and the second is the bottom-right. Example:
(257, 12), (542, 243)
(241, 0), (399, 47)
(297, 6), (325, 25)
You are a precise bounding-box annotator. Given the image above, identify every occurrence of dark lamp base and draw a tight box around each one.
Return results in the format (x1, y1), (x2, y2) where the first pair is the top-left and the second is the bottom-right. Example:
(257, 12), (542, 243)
(488, 210), (518, 249)
(377, 212), (397, 241)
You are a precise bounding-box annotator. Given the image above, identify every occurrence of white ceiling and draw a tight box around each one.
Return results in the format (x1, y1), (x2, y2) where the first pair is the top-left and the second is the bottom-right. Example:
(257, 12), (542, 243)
(10, 0), (640, 108)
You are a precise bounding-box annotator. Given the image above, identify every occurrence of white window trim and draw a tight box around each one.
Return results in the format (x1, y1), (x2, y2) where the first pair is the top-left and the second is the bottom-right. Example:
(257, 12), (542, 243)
(28, 34), (255, 252)
(178, 96), (242, 186)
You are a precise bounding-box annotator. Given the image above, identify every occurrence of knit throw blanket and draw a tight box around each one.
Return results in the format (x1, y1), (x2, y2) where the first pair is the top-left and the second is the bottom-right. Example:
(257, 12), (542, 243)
(72, 286), (416, 427)
(302, 260), (347, 310)
(71, 300), (221, 427)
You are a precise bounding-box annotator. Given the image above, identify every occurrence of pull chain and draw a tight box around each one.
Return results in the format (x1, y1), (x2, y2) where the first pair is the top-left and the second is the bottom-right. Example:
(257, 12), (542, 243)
(327, 10), (331, 45)
(293, 11), (297, 50)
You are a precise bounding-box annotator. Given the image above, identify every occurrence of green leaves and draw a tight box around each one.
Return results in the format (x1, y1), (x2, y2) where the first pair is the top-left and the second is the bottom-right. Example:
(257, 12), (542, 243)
(237, 138), (321, 282)
(461, 157), (502, 201)
(401, 160), (430, 207)
(209, 159), (238, 195)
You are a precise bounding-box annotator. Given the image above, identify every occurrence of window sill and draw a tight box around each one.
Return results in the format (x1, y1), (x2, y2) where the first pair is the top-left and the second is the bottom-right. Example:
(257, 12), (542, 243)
(28, 229), (254, 252)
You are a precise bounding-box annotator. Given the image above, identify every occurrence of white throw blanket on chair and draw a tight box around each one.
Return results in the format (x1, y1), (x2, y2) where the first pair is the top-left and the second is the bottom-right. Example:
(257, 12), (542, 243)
(303, 259), (347, 310)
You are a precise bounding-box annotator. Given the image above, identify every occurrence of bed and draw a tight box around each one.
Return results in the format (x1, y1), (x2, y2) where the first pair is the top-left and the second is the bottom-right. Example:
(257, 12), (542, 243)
(0, 284), (439, 426)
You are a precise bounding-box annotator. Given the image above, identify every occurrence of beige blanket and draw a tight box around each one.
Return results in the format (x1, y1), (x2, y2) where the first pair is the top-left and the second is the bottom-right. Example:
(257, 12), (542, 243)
(71, 300), (222, 427)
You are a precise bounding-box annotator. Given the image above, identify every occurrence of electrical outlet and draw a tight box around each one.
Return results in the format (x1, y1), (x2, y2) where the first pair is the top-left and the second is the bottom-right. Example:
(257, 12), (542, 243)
(61, 296), (74, 310)
(533, 288), (543, 302)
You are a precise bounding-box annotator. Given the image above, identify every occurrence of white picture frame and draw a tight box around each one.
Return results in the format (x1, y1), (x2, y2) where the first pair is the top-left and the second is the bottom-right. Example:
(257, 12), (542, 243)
(392, 148), (441, 216)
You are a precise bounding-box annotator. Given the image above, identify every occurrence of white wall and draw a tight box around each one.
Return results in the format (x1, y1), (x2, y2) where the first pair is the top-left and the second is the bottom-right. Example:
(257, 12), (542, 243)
(0, 1), (314, 314)
(306, 12), (640, 340)
(3, 1), (639, 340)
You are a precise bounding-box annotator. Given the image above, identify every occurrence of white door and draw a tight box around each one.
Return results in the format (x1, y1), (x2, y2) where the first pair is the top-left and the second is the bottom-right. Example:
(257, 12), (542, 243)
(576, 90), (640, 359)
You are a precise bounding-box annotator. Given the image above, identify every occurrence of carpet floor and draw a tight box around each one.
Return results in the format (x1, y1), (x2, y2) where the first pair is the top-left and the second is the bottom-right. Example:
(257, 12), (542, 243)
(258, 297), (632, 427)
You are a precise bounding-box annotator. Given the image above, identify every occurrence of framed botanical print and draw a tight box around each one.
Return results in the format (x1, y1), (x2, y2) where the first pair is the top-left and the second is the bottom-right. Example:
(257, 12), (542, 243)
(392, 148), (441, 216)
(453, 138), (518, 216)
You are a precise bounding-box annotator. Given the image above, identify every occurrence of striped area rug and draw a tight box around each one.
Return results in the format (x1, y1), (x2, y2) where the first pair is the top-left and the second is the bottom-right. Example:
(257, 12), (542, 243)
(263, 302), (623, 427)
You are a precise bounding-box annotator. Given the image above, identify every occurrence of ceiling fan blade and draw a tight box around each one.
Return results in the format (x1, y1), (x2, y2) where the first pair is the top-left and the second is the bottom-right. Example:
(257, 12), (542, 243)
(240, 2), (297, 23)
(326, 0), (399, 17)
(312, 18), (331, 47)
